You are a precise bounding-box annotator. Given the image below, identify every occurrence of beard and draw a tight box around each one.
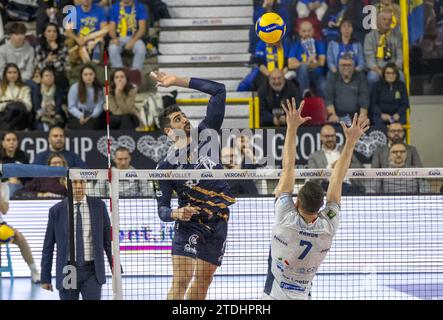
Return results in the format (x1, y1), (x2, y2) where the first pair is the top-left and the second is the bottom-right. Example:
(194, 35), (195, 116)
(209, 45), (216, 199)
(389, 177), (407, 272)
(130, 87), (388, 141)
(325, 141), (336, 150)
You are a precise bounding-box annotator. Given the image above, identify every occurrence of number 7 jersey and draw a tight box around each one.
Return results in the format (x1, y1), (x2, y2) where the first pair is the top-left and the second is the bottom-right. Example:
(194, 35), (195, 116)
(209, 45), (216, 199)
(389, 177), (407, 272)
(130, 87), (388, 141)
(264, 192), (340, 300)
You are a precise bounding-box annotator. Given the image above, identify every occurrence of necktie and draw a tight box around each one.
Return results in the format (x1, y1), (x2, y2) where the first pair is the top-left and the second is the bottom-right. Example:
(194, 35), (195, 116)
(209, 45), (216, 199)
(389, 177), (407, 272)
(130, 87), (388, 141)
(76, 203), (85, 264)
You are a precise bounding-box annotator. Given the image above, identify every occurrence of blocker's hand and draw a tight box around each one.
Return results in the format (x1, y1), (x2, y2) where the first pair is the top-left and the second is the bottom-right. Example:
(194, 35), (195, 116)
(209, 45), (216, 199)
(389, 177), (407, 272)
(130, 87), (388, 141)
(281, 98), (311, 129)
(340, 113), (370, 144)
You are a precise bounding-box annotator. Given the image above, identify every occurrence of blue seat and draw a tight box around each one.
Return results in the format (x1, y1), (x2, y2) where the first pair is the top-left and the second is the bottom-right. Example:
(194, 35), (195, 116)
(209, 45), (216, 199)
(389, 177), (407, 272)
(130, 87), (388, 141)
(0, 244), (14, 281)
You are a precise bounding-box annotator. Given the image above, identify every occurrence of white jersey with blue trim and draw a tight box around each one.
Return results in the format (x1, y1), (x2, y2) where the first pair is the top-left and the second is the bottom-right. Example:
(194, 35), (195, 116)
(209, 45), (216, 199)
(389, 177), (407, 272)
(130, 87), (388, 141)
(265, 192), (340, 300)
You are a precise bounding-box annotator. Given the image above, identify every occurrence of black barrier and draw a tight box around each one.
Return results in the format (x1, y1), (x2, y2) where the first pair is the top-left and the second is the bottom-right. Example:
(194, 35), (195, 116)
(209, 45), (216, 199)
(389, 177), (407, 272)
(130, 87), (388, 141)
(14, 126), (387, 169)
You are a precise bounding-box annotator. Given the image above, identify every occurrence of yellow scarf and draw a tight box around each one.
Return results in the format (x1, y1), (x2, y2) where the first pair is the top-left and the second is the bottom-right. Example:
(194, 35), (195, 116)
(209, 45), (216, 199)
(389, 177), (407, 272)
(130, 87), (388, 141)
(117, 1), (137, 37)
(266, 44), (284, 72)
(376, 30), (391, 59)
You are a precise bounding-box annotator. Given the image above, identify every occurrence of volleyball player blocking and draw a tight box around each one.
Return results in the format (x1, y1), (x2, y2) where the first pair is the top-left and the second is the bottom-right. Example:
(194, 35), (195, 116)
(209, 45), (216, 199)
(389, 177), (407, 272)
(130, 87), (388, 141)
(263, 98), (369, 300)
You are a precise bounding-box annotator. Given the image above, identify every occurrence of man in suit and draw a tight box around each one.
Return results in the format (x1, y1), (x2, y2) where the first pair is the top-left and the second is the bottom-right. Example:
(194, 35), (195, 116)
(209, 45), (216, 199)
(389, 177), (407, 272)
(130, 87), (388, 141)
(308, 124), (364, 193)
(40, 179), (112, 300)
(371, 122), (423, 168)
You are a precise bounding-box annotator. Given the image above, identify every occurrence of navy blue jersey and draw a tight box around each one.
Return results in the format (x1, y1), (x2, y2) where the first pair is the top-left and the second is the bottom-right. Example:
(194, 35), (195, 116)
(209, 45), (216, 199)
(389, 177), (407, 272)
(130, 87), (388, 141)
(156, 78), (236, 224)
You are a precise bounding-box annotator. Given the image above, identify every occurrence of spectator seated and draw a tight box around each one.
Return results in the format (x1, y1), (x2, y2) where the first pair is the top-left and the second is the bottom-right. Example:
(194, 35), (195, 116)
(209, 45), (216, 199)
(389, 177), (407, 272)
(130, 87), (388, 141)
(325, 53), (369, 124)
(326, 19), (365, 73)
(258, 68), (301, 127)
(0, 63), (32, 131)
(371, 62), (409, 127)
(67, 64), (105, 130)
(108, 0), (148, 72)
(364, 8), (404, 91)
(288, 20), (327, 98)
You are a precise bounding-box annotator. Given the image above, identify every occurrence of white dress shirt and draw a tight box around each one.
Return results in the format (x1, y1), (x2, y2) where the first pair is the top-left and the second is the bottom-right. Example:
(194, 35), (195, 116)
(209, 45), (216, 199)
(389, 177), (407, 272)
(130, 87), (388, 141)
(322, 146), (340, 169)
(74, 197), (94, 262)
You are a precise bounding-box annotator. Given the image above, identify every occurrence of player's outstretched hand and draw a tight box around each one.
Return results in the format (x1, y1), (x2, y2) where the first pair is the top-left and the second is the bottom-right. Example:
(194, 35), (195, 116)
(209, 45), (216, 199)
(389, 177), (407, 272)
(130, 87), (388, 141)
(281, 98), (311, 129)
(150, 71), (177, 88)
(340, 113), (370, 144)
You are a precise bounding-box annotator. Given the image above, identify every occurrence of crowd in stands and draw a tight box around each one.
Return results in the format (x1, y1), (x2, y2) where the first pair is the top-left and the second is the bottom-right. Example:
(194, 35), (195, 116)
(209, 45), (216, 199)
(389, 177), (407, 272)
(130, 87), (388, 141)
(0, 0), (438, 199)
(246, 0), (411, 129)
(0, 0), (171, 132)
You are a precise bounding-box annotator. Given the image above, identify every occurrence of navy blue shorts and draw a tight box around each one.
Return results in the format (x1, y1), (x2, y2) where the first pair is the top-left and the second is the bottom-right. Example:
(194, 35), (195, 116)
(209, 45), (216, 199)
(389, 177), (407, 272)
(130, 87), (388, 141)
(171, 218), (228, 266)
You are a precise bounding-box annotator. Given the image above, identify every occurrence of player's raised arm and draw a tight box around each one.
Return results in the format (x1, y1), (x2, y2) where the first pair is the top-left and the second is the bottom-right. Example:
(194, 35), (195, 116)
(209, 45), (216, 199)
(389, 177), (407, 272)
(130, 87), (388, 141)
(275, 99), (311, 199)
(150, 71), (226, 131)
(327, 114), (369, 205)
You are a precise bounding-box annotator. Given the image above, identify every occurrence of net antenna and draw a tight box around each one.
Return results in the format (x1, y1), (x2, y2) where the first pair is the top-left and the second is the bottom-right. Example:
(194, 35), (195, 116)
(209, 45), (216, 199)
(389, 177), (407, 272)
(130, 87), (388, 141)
(104, 49), (123, 300)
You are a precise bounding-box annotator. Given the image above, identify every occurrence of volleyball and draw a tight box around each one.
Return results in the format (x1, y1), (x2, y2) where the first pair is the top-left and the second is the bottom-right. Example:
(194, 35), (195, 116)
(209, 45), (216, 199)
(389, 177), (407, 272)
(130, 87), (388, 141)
(255, 12), (286, 44)
(0, 224), (14, 244)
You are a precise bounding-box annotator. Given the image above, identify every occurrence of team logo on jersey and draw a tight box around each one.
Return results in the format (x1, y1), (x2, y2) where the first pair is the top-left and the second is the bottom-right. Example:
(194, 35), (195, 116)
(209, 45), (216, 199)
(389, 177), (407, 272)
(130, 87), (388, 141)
(326, 210), (336, 220)
(184, 234), (199, 255)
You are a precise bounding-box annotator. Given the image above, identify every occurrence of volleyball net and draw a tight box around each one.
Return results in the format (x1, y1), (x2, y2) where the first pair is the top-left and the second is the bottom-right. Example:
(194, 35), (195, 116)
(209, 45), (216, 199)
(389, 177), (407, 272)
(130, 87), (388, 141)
(65, 167), (442, 300)
(1, 164), (442, 300)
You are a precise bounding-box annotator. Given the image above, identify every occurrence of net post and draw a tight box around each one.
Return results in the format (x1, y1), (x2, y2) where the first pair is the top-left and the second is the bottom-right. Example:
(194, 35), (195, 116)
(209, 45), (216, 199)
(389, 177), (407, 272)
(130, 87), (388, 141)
(66, 170), (76, 299)
(110, 167), (123, 300)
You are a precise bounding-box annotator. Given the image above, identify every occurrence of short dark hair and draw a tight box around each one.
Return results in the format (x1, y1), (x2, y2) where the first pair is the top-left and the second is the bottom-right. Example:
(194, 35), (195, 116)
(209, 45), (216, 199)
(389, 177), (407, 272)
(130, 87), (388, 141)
(390, 142), (407, 150)
(298, 181), (325, 213)
(8, 22), (26, 35)
(160, 104), (182, 130)
(114, 146), (130, 155)
(382, 62), (400, 82)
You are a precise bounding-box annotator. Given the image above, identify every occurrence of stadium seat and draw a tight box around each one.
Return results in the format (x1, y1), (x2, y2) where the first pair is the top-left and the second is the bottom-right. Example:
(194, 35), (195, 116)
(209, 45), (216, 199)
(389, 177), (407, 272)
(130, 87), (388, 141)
(300, 96), (328, 125)
(0, 244), (14, 281)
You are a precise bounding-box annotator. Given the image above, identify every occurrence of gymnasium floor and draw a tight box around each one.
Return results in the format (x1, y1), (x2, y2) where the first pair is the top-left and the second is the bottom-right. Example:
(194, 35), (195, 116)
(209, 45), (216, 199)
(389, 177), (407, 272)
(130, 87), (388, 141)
(2, 273), (442, 300)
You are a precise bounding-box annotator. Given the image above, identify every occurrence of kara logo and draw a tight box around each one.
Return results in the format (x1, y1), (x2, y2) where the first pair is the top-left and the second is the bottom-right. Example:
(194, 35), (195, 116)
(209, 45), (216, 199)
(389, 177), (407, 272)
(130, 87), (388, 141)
(79, 171), (98, 179)
(201, 171), (214, 178)
(125, 172), (138, 178)
(428, 170), (441, 176)
(352, 170), (365, 177)
(184, 234), (199, 255)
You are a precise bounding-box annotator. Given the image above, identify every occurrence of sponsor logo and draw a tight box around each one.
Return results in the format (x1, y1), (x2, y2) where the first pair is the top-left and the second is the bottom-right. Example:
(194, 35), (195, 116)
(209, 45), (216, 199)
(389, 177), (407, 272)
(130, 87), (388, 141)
(299, 231), (319, 238)
(280, 282), (306, 292)
(79, 171), (98, 179)
(125, 171), (138, 178)
(273, 235), (288, 246)
(352, 170), (365, 177)
(201, 171), (214, 178)
(375, 170), (418, 177)
(428, 170), (441, 176)
(184, 234), (199, 255)
(224, 172), (249, 178)
(296, 266), (318, 274)
(148, 171), (192, 179)
(326, 210), (336, 220)
(299, 170), (330, 178)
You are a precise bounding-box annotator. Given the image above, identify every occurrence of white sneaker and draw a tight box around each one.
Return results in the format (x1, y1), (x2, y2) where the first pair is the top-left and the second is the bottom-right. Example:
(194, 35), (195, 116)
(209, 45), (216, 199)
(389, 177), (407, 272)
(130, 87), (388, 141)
(31, 271), (41, 283)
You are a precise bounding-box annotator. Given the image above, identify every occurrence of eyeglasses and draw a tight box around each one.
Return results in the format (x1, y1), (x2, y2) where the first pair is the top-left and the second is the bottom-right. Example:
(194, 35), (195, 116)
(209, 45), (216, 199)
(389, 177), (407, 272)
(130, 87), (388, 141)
(389, 129), (404, 133)
(391, 150), (406, 154)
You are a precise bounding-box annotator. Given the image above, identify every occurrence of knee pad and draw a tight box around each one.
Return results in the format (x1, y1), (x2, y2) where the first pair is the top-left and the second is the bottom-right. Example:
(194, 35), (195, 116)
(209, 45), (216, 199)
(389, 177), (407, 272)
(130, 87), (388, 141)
(0, 224), (14, 244)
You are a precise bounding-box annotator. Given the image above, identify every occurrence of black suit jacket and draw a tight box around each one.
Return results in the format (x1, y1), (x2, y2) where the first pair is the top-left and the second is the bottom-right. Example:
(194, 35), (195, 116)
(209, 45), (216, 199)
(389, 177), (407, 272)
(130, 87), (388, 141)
(41, 197), (112, 291)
